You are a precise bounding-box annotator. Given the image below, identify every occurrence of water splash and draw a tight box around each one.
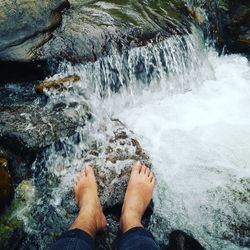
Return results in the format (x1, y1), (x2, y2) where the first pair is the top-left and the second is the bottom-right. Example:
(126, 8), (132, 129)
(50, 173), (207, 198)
(114, 52), (250, 249)
(18, 27), (250, 250)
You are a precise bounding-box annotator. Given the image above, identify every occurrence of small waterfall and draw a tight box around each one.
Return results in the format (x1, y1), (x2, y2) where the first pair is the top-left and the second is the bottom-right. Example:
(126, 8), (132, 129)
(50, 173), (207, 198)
(14, 17), (250, 250)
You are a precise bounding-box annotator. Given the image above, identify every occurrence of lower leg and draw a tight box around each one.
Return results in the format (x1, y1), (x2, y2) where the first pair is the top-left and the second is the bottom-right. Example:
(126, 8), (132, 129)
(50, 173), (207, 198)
(120, 161), (155, 233)
(69, 166), (106, 238)
(49, 166), (106, 250)
(117, 162), (159, 250)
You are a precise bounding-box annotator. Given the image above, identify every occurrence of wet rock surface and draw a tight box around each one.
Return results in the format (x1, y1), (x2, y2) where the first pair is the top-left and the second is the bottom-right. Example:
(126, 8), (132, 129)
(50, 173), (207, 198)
(0, 180), (35, 250)
(1, 118), (152, 249)
(0, 82), (90, 155)
(218, 0), (250, 55)
(190, 0), (250, 56)
(0, 0), (69, 62)
(165, 230), (205, 250)
(43, 0), (191, 63)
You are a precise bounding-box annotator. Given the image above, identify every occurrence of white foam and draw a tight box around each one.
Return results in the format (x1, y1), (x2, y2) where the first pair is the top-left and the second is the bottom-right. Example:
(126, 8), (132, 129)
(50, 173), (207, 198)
(110, 51), (250, 249)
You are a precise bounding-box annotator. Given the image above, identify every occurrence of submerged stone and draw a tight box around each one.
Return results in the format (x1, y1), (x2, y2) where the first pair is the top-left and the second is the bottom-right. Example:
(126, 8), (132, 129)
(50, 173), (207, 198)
(167, 230), (205, 250)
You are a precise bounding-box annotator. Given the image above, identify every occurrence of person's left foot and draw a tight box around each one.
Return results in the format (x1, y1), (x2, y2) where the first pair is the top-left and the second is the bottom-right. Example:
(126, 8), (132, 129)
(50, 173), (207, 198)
(69, 166), (106, 238)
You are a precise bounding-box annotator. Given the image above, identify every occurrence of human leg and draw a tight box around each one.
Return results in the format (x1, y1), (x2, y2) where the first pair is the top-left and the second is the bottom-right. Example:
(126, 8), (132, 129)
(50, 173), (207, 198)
(49, 166), (106, 250)
(116, 161), (160, 250)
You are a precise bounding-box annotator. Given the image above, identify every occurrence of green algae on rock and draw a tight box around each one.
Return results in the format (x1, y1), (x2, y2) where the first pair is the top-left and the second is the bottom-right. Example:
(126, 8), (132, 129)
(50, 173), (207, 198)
(0, 180), (35, 250)
(43, 0), (191, 63)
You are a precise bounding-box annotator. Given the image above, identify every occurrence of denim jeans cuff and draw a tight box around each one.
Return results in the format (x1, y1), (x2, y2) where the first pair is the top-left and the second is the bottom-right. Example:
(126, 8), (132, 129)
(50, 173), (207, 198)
(118, 227), (154, 242)
(58, 228), (95, 248)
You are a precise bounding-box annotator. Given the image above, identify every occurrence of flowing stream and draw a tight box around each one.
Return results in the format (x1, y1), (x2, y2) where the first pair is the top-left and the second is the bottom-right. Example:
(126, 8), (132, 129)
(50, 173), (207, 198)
(1, 5), (246, 246)
(29, 24), (250, 250)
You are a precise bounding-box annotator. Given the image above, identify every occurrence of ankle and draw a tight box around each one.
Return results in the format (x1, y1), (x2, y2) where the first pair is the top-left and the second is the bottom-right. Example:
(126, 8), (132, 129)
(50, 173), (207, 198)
(69, 212), (97, 238)
(120, 210), (143, 233)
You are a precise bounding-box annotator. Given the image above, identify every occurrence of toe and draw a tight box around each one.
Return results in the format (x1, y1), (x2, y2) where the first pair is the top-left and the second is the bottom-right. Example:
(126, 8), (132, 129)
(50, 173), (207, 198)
(150, 176), (156, 185)
(145, 167), (150, 177)
(132, 161), (142, 173)
(140, 164), (147, 174)
(85, 165), (95, 177)
(75, 174), (81, 182)
(149, 172), (154, 181)
(80, 168), (86, 177)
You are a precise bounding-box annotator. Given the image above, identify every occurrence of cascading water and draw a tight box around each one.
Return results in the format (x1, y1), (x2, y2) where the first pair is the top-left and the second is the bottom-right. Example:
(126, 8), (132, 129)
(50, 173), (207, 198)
(7, 3), (249, 247)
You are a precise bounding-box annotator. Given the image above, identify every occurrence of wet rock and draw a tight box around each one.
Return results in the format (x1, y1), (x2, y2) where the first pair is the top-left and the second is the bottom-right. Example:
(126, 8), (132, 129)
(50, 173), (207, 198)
(88, 119), (151, 209)
(0, 180), (35, 250)
(225, 1), (250, 55)
(0, 0), (69, 62)
(0, 158), (14, 211)
(166, 230), (205, 250)
(0, 83), (90, 156)
(35, 75), (81, 94)
(0, 146), (32, 188)
(43, 0), (191, 63)
(19, 119), (152, 249)
(195, 0), (250, 56)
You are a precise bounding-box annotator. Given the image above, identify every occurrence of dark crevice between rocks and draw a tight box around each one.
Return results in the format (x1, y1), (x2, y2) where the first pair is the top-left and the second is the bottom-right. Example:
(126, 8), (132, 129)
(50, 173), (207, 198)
(208, 0), (250, 56)
(0, 60), (51, 84)
(162, 230), (205, 250)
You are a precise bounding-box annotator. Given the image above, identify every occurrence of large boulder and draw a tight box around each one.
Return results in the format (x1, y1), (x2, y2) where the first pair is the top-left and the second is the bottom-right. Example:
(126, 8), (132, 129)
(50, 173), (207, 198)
(0, 0), (69, 62)
(42, 0), (191, 63)
(0, 0), (69, 83)
(0, 0), (192, 83)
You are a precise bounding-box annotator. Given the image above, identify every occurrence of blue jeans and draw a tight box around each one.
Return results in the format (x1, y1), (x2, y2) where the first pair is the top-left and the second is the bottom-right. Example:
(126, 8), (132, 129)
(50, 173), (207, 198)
(49, 227), (160, 250)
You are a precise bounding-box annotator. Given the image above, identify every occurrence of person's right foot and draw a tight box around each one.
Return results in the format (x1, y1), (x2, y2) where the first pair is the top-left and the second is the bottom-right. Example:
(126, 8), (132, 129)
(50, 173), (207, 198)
(120, 161), (156, 233)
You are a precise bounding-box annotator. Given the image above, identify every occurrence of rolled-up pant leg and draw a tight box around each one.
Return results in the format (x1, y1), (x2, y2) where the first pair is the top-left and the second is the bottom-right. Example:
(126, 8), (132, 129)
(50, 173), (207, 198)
(116, 227), (160, 250)
(48, 229), (94, 250)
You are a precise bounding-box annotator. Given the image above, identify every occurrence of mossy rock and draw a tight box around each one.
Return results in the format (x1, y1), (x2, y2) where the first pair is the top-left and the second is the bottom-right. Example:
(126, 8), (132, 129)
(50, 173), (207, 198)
(0, 213), (24, 250)
(0, 180), (35, 249)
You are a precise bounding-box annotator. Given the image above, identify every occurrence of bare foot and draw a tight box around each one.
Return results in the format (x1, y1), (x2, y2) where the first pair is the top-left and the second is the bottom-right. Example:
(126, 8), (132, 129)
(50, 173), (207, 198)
(69, 166), (106, 238)
(120, 161), (156, 233)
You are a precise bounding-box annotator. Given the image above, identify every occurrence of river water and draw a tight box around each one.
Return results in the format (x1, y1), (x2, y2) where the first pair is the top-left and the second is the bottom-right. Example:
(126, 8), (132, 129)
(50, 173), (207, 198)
(41, 26), (250, 249)
(4, 16), (247, 249)
(114, 49), (250, 250)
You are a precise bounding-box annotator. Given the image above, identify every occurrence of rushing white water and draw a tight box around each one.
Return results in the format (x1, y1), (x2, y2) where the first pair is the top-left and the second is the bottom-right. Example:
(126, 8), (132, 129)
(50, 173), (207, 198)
(84, 35), (250, 249)
(113, 51), (250, 249)
(25, 28), (250, 249)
